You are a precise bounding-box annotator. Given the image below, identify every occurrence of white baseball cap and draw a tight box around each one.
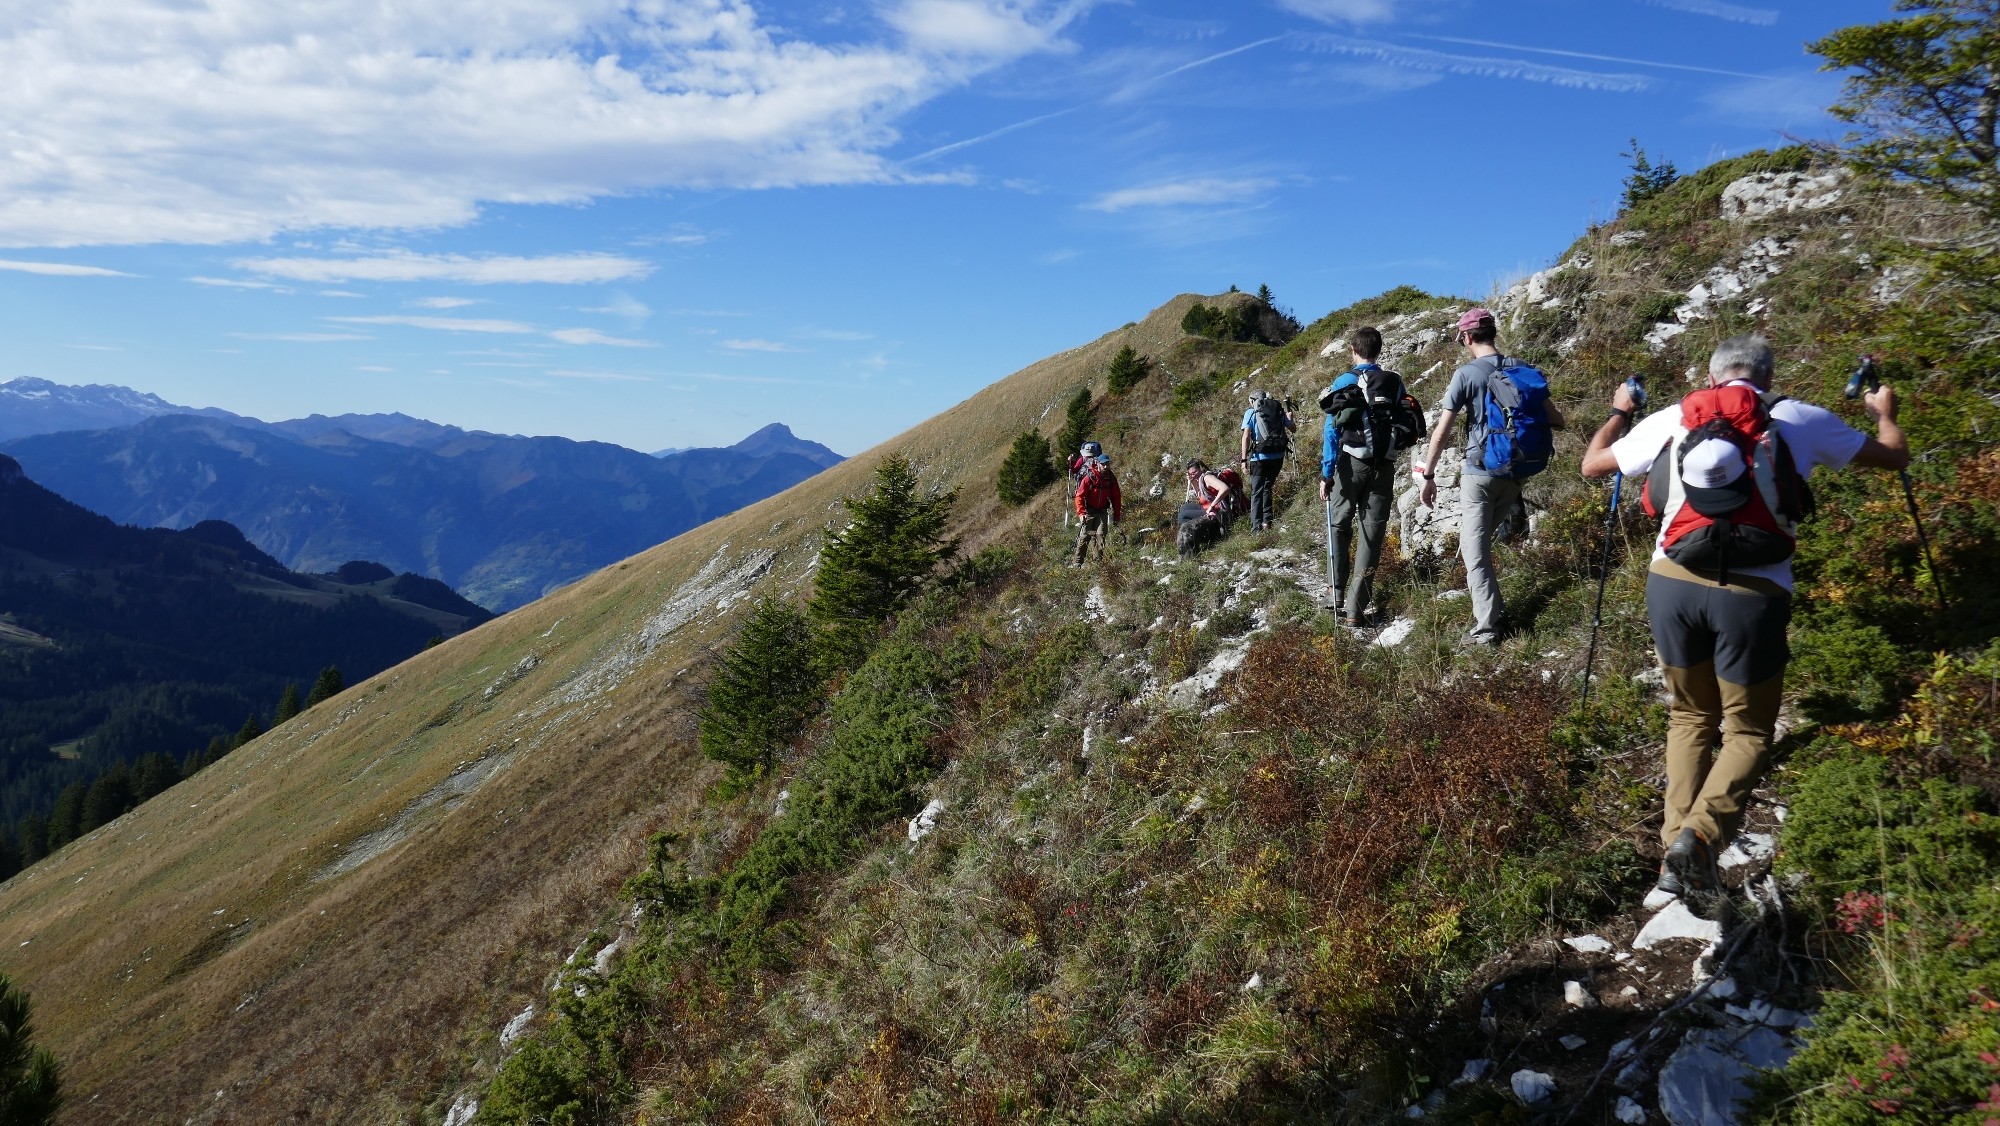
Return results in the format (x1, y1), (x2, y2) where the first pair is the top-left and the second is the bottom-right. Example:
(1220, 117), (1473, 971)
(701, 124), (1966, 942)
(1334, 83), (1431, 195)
(1681, 437), (1746, 489)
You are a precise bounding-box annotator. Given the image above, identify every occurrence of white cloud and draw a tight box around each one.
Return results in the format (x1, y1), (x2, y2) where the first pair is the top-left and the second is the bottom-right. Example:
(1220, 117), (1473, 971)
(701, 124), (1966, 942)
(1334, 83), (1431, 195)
(550, 327), (654, 347)
(1636, 0), (1778, 26)
(237, 252), (652, 285)
(581, 294), (651, 319)
(319, 289), (365, 298)
(0, 258), (131, 276)
(1275, 0), (1403, 25)
(229, 331), (372, 341)
(190, 275), (289, 290)
(0, 0), (1087, 248)
(328, 314), (537, 333)
(545, 368), (655, 382)
(884, 1), (1074, 56)
(1291, 35), (1652, 93)
(1085, 177), (1278, 212)
(721, 338), (806, 352)
(667, 308), (750, 317)
(413, 296), (479, 309)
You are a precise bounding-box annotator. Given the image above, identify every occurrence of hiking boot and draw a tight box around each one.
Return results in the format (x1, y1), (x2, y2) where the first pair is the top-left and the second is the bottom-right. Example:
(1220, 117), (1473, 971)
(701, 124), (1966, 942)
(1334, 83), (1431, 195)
(1653, 863), (1684, 898)
(1664, 828), (1722, 917)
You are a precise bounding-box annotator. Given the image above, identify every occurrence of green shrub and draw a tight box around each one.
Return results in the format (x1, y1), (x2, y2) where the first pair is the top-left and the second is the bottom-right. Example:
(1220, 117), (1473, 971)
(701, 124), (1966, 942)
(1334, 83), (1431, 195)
(697, 596), (823, 788)
(0, 972), (60, 1126)
(1106, 345), (1152, 395)
(808, 456), (959, 673)
(995, 431), (1058, 507)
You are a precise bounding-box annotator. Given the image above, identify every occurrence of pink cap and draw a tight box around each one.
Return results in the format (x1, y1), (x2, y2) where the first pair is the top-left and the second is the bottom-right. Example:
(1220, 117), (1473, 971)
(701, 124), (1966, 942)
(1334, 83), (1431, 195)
(1455, 307), (1496, 333)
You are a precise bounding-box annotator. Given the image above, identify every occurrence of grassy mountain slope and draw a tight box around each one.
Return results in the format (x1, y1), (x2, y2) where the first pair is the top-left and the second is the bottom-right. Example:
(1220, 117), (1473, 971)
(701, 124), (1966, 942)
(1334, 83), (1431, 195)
(4, 152), (1995, 1125)
(0, 293), (1235, 1123)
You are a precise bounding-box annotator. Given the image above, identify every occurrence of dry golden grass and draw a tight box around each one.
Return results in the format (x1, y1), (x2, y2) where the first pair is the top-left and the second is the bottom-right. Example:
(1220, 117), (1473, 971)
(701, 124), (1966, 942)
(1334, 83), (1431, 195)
(0, 292), (1232, 1123)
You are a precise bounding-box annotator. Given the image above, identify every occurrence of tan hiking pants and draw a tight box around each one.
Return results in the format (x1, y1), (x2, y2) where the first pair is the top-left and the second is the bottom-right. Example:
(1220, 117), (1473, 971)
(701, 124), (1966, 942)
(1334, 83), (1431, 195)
(1645, 560), (1791, 850)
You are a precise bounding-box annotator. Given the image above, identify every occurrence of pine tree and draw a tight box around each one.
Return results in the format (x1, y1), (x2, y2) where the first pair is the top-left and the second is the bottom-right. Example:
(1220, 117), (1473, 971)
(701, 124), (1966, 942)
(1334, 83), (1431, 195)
(1105, 345), (1152, 395)
(698, 597), (823, 784)
(1620, 138), (1679, 207)
(273, 683), (302, 725)
(1055, 388), (1095, 458)
(808, 456), (959, 673)
(233, 713), (265, 750)
(0, 971), (63, 1125)
(996, 431), (1058, 506)
(305, 666), (344, 708)
(80, 765), (134, 834)
(133, 753), (181, 801)
(1257, 283), (1273, 303)
(15, 815), (46, 867)
(44, 784), (83, 852)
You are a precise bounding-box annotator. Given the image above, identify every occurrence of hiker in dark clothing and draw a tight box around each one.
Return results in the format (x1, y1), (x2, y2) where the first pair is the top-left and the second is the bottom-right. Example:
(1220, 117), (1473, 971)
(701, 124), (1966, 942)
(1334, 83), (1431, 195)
(1072, 453), (1123, 565)
(1318, 326), (1414, 625)
(1581, 333), (1908, 911)
(1239, 391), (1295, 531)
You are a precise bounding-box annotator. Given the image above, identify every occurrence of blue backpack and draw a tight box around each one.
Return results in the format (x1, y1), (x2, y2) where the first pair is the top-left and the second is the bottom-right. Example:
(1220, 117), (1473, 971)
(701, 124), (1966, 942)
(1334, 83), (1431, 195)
(1479, 358), (1552, 479)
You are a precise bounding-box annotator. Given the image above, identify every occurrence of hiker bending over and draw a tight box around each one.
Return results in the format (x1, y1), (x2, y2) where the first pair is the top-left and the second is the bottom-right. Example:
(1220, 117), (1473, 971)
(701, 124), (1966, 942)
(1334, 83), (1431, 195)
(1413, 307), (1564, 646)
(1072, 453), (1123, 565)
(1176, 458), (1246, 557)
(1318, 326), (1423, 625)
(1239, 390), (1295, 532)
(1581, 333), (1907, 911)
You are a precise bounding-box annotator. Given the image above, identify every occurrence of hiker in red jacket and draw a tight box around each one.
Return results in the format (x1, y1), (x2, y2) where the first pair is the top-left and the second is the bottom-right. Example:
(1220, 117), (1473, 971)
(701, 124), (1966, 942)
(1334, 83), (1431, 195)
(1072, 453), (1122, 565)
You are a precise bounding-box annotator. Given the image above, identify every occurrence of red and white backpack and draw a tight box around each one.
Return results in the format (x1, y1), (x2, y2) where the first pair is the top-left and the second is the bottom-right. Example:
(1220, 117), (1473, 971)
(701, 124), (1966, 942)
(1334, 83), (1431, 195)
(1640, 385), (1815, 576)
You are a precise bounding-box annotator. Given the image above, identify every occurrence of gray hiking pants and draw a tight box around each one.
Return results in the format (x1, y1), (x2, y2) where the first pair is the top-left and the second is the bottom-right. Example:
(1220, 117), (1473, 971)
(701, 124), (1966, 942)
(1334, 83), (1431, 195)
(1458, 472), (1522, 642)
(1328, 456), (1393, 617)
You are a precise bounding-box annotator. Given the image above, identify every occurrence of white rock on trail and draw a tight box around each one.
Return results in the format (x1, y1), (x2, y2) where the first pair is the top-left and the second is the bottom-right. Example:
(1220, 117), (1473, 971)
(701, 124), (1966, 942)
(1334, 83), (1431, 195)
(1561, 1034), (1588, 1050)
(1633, 900), (1723, 951)
(1511, 1070), (1557, 1105)
(1564, 980), (1599, 1009)
(1372, 616), (1418, 648)
(1241, 972), (1263, 992)
(1641, 886), (1678, 911)
(444, 1094), (480, 1126)
(1084, 585), (1112, 623)
(1615, 1095), (1648, 1124)
(1563, 934), (1613, 954)
(907, 798), (944, 842)
(1455, 1058), (1496, 1085)
(1719, 169), (1847, 221)
(1659, 1026), (1797, 1125)
(500, 1003), (536, 1048)
(1718, 832), (1775, 869)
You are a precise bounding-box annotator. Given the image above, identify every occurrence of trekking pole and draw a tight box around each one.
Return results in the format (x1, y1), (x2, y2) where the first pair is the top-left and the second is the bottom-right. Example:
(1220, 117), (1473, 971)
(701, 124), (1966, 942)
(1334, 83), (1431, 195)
(1324, 494), (1339, 604)
(1845, 355), (1948, 613)
(1581, 377), (1646, 709)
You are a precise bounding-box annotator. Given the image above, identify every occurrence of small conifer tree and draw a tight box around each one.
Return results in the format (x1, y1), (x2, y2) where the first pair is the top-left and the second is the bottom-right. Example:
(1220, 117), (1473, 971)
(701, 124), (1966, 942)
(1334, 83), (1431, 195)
(808, 456), (959, 673)
(996, 431), (1058, 506)
(44, 784), (83, 852)
(1105, 345), (1152, 395)
(1054, 388), (1095, 458)
(1620, 138), (1679, 207)
(14, 815), (46, 867)
(698, 597), (823, 785)
(79, 765), (134, 833)
(0, 971), (62, 1125)
(305, 666), (344, 708)
(1257, 283), (1273, 303)
(273, 683), (302, 725)
(233, 713), (264, 750)
(133, 753), (181, 801)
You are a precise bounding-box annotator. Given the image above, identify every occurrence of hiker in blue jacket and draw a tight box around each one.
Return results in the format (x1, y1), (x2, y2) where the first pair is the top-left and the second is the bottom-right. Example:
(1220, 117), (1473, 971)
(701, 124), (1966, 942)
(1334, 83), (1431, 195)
(1318, 326), (1402, 625)
(1238, 390), (1295, 531)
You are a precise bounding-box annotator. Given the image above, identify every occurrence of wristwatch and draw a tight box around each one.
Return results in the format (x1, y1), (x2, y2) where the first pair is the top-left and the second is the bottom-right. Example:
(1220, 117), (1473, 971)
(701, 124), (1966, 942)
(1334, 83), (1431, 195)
(1607, 407), (1633, 423)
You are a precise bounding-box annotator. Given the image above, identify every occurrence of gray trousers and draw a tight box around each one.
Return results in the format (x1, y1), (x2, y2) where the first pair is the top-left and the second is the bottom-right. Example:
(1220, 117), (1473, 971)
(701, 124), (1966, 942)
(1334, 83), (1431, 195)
(1328, 456), (1392, 617)
(1458, 472), (1522, 641)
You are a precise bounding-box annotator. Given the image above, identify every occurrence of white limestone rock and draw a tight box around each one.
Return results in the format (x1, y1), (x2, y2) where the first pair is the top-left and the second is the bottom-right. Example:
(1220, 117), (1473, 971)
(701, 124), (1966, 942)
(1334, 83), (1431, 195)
(1659, 1026), (1797, 1125)
(1720, 169), (1847, 221)
(1634, 900), (1722, 951)
(1564, 980), (1599, 1009)
(1455, 1058), (1496, 1085)
(1511, 1070), (1558, 1105)
(907, 798), (944, 842)
(1615, 1095), (1648, 1124)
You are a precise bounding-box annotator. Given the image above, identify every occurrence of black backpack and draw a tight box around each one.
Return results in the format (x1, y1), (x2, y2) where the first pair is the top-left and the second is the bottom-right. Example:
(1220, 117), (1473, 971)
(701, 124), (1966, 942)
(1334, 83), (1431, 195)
(1327, 369), (1423, 462)
(1251, 396), (1290, 456)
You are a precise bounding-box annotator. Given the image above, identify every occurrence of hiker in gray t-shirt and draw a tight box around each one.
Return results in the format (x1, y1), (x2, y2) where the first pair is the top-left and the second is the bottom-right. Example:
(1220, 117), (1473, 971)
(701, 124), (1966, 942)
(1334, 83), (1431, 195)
(1412, 307), (1565, 645)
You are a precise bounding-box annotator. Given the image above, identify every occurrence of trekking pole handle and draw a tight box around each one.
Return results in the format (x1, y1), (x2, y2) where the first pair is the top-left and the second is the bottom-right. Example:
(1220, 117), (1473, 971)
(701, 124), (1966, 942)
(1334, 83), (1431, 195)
(1623, 376), (1647, 413)
(1844, 355), (1879, 401)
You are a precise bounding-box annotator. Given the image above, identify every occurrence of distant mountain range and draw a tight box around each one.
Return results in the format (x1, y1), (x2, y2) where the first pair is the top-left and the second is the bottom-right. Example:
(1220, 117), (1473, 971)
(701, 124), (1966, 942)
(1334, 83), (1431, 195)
(0, 452), (490, 844)
(0, 378), (843, 612)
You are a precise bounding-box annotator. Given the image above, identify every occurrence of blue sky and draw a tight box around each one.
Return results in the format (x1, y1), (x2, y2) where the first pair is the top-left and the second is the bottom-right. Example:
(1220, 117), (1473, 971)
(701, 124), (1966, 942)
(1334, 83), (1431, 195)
(0, 0), (1885, 456)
